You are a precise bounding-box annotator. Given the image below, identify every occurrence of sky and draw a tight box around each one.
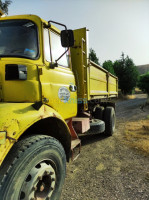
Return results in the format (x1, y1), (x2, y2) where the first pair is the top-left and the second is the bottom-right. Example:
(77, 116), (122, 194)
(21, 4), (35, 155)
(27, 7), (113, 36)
(8, 0), (149, 66)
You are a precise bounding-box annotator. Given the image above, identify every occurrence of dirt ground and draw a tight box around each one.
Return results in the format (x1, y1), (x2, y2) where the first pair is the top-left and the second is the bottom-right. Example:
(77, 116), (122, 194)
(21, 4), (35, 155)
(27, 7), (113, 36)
(61, 94), (149, 200)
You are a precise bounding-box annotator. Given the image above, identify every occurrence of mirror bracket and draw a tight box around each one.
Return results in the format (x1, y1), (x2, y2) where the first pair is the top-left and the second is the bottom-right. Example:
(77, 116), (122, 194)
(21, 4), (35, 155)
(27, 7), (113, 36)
(49, 62), (58, 69)
(43, 23), (51, 29)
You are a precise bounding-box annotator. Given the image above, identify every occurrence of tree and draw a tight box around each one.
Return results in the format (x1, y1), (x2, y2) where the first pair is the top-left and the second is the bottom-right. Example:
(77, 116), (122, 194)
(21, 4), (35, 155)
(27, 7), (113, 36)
(0, 0), (12, 14)
(138, 72), (149, 96)
(89, 48), (100, 65)
(113, 53), (139, 95)
(102, 60), (115, 75)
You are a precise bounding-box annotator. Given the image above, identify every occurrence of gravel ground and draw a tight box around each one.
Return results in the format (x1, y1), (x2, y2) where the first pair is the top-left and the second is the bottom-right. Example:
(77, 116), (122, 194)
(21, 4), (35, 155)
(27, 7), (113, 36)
(61, 94), (149, 200)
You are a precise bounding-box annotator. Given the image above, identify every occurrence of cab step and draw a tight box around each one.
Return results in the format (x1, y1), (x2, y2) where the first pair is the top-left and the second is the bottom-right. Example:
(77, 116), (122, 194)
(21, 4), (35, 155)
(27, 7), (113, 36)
(71, 139), (81, 161)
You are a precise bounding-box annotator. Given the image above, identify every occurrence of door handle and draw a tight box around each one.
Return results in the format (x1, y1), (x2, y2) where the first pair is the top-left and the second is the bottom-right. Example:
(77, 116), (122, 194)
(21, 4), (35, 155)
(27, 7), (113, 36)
(69, 85), (77, 92)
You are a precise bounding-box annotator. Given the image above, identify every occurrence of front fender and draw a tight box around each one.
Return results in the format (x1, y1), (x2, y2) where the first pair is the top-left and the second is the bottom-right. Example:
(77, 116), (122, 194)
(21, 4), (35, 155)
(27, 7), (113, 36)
(0, 103), (70, 165)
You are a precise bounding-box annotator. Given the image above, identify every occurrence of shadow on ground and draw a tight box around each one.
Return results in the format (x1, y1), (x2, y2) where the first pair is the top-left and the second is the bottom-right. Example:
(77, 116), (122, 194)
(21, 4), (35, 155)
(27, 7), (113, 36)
(79, 133), (107, 146)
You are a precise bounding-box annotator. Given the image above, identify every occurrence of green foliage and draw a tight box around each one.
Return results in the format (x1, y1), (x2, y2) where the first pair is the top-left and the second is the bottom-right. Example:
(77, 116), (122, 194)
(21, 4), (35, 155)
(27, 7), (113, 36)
(138, 72), (149, 95)
(102, 60), (115, 75)
(113, 53), (139, 95)
(0, 0), (12, 14)
(89, 48), (100, 65)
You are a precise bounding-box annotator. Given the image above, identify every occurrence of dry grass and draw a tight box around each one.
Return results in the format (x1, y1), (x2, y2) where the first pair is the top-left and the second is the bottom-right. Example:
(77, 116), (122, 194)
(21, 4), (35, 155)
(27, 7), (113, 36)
(118, 93), (136, 100)
(123, 95), (136, 100)
(125, 120), (149, 154)
(135, 87), (143, 94)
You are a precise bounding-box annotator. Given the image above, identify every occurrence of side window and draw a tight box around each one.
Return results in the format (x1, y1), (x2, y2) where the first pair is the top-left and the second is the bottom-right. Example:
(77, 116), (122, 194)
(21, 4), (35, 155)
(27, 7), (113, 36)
(50, 31), (69, 67)
(43, 29), (51, 62)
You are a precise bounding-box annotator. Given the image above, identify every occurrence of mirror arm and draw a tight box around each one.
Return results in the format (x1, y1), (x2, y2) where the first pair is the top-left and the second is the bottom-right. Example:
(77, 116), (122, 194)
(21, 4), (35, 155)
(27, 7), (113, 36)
(47, 21), (72, 69)
(49, 48), (69, 69)
(48, 20), (67, 31)
(55, 48), (69, 63)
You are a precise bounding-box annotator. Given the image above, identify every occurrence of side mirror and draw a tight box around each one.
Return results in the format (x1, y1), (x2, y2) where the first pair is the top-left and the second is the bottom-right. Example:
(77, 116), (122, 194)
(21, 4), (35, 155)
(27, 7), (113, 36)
(61, 30), (74, 47)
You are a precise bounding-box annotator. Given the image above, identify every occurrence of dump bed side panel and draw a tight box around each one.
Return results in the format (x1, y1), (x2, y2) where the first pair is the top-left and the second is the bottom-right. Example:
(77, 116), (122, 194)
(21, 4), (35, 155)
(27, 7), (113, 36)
(109, 76), (118, 96)
(89, 61), (118, 99)
(90, 64), (108, 96)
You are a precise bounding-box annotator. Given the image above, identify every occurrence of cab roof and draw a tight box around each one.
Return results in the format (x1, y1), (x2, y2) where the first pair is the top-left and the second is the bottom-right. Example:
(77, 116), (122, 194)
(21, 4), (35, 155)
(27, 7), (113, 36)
(0, 14), (61, 34)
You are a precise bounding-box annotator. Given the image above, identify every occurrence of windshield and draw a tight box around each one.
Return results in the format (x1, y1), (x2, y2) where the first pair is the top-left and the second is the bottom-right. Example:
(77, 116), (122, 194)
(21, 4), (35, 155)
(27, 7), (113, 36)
(0, 20), (39, 59)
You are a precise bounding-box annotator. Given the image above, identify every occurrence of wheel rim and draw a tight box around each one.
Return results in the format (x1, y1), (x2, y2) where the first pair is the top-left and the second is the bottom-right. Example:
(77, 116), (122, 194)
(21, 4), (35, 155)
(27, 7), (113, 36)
(19, 161), (56, 200)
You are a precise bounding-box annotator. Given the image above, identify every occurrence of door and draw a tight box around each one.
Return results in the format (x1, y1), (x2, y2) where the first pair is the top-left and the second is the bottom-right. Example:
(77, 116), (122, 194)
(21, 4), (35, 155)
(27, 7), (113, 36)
(39, 28), (77, 120)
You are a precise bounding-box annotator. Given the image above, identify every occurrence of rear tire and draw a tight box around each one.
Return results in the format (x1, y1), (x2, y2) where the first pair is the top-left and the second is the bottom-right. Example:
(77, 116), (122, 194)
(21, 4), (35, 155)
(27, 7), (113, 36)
(93, 106), (104, 120)
(0, 135), (66, 200)
(103, 107), (116, 136)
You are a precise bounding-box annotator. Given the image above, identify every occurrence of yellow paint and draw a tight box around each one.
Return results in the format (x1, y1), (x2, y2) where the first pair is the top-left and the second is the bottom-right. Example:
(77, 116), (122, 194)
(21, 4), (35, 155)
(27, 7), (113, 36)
(0, 61), (41, 102)
(40, 65), (77, 119)
(0, 132), (6, 145)
(70, 28), (88, 100)
(0, 103), (69, 165)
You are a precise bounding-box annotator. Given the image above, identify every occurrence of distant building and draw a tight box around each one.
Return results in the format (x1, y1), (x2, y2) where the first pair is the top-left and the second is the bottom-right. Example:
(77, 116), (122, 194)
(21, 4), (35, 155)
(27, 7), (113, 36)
(137, 64), (149, 75)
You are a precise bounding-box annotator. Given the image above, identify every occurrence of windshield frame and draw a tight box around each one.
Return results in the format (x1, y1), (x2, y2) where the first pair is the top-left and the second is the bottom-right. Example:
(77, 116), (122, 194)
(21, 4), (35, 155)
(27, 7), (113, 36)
(0, 19), (40, 60)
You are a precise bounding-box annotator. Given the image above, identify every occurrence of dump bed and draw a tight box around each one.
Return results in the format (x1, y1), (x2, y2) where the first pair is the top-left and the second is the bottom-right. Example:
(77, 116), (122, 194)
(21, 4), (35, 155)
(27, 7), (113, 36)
(70, 28), (118, 101)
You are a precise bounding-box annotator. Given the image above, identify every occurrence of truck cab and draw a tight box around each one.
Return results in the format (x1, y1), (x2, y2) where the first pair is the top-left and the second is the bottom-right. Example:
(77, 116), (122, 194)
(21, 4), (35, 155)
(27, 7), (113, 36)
(0, 15), (77, 119)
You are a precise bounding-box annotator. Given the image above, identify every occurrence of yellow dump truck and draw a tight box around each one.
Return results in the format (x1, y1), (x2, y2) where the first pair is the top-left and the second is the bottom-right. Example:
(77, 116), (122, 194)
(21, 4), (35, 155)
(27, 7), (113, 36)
(0, 14), (118, 200)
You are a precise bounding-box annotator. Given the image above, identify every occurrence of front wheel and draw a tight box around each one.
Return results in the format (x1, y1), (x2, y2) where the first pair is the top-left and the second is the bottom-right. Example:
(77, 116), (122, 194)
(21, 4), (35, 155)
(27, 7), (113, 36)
(0, 135), (66, 200)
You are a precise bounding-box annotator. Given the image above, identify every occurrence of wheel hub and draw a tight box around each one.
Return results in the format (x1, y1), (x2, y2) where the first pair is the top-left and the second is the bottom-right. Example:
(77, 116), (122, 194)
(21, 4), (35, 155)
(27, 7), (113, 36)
(20, 161), (56, 200)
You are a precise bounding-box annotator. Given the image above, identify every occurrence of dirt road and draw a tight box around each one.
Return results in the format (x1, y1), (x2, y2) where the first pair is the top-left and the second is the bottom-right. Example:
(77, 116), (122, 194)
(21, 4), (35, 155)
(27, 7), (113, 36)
(61, 94), (149, 200)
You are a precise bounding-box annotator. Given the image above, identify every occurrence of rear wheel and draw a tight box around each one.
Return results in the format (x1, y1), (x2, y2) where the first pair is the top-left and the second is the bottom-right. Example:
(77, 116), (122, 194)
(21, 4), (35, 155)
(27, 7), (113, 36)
(0, 135), (66, 200)
(103, 107), (116, 136)
(93, 106), (104, 120)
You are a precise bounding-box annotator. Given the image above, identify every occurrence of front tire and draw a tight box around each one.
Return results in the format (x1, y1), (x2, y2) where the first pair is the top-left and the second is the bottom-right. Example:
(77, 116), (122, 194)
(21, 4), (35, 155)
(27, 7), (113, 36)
(0, 135), (66, 200)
